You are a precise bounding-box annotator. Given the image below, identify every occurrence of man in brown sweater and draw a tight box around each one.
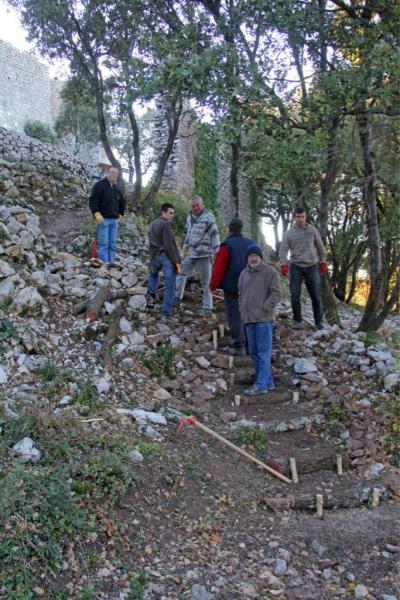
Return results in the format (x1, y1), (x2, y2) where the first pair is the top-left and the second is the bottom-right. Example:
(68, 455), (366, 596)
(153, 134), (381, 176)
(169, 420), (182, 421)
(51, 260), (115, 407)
(238, 244), (282, 396)
(147, 203), (181, 318)
(279, 206), (327, 330)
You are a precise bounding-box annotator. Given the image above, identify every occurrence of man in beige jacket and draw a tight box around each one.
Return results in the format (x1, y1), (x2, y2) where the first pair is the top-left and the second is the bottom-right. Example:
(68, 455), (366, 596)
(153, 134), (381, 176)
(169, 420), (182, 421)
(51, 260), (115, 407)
(238, 244), (282, 396)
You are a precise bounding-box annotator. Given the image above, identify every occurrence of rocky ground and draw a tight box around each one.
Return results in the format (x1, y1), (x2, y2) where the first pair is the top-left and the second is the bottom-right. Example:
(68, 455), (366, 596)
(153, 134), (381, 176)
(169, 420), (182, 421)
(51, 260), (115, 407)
(0, 194), (399, 600)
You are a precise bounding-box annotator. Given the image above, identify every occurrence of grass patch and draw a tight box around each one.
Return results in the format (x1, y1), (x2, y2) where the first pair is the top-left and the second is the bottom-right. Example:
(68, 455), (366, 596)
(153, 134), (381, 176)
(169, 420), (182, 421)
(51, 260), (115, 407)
(0, 408), (139, 597)
(40, 361), (75, 398)
(0, 317), (16, 355)
(136, 440), (163, 457)
(142, 346), (178, 380)
(235, 427), (267, 453)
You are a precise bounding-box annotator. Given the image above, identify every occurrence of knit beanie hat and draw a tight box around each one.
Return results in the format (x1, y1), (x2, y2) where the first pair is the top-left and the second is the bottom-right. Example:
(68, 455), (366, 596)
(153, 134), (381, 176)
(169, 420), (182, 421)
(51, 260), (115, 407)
(246, 244), (263, 259)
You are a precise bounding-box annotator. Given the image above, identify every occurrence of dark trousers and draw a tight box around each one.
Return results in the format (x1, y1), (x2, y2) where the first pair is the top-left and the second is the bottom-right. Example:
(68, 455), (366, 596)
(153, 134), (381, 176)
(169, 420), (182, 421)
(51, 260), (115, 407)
(224, 290), (246, 348)
(290, 263), (324, 325)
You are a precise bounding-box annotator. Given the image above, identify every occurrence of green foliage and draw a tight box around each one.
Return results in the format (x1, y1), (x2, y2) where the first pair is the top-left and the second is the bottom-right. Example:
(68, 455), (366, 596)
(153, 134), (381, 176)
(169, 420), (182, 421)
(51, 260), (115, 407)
(136, 440), (163, 457)
(126, 571), (146, 599)
(142, 346), (178, 380)
(23, 120), (57, 143)
(39, 361), (74, 398)
(55, 78), (99, 150)
(141, 189), (189, 243)
(235, 427), (267, 453)
(329, 402), (345, 423)
(365, 331), (380, 347)
(0, 295), (13, 312)
(73, 379), (99, 413)
(0, 463), (86, 598)
(0, 317), (16, 356)
(74, 450), (135, 504)
(194, 123), (218, 212)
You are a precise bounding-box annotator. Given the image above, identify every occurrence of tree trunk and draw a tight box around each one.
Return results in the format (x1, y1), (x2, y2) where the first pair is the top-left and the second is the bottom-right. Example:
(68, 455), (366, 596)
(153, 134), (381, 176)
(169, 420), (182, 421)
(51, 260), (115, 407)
(127, 103), (142, 202)
(318, 118), (341, 326)
(356, 112), (385, 331)
(92, 71), (123, 190)
(144, 96), (183, 207)
(101, 306), (124, 370)
(230, 138), (241, 216)
(85, 286), (111, 321)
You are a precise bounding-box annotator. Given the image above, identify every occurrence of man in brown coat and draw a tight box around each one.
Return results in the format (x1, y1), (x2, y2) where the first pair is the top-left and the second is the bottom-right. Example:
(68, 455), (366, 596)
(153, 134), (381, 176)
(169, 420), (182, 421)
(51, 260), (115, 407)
(238, 244), (282, 396)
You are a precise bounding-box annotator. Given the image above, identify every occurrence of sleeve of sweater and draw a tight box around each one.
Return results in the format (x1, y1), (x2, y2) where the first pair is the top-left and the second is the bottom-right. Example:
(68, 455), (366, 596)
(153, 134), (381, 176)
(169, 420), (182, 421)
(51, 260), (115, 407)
(314, 229), (327, 262)
(89, 182), (101, 215)
(209, 216), (221, 254)
(210, 244), (230, 291)
(182, 214), (191, 250)
(263, 269), (282, 312)
(162, 222), (180, 266)
(278, 231), (289, 265)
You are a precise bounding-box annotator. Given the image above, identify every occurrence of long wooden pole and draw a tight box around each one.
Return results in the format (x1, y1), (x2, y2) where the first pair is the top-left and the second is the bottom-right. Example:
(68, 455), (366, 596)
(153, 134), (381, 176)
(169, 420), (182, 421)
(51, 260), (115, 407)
(180, 417), (291, 484)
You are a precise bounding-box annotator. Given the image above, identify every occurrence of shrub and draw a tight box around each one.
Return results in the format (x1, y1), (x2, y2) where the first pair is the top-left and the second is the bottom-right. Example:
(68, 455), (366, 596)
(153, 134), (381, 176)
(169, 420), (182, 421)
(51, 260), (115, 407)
(23, 120), (57, 144)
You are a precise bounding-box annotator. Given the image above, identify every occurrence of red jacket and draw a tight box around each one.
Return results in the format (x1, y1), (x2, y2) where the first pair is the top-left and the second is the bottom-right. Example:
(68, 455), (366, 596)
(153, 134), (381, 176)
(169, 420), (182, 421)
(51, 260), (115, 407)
(210, 245), (230, 292)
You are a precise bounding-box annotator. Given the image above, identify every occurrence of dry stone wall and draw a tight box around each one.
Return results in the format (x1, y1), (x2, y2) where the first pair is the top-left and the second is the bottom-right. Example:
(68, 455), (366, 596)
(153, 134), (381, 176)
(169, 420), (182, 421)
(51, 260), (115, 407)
(0, 129), (91, 214)
(0, 39), (62, 133)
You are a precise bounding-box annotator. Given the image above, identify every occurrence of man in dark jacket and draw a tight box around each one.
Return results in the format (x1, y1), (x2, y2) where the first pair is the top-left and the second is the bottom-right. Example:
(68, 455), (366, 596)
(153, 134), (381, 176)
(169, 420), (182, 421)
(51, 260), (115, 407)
(89, 166), (125, 263)
(210, 218), (255, 356)
(147, 203), (181, 318)
(238, 244), (282, 396)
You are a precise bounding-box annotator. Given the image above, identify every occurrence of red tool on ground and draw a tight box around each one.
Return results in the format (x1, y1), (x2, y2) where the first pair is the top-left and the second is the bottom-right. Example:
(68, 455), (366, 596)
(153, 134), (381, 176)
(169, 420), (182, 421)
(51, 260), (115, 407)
(178, 416), (292, 484)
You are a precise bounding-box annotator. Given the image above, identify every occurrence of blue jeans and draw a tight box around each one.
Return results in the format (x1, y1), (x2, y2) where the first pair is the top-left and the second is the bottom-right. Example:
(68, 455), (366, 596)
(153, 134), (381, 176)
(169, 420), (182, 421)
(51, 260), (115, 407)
(97, 219), (118, 263)
(175, 256), (213, 310)
(290, 263), (323, 325)
(245, 321), (274, 389)
(148, 251), (176, 316)
(224, 291), (245, 348)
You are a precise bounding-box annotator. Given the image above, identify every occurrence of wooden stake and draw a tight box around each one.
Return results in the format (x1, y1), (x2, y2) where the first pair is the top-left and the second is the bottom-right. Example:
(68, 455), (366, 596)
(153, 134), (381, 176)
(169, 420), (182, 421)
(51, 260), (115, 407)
(292, 390), (299, 404)
(229, 373), (235, 386)
(234, 394), (241, 407)
(228, 356), (234, 369)
(336, 454), (343, 476)
(371, 488), (380, 508)
(183, 417), (292, 484)
(218, 324), (224, 337)
(212, 330), (218, 350)
(289, 458), (299, 483)
(316, 494), (323, 517)
(305, 419), (312, 433)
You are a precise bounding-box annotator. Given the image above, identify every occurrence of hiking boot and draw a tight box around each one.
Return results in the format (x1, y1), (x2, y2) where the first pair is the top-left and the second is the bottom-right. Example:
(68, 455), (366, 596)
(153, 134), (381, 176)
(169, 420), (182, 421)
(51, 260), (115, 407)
(291, 320), (303, 329)
(316, 321), (326, 331)
(230, 347), (246, 357)
(198, 308), (212, 317)
(243, 386), (269, 396)
(146, 292), (156, 308)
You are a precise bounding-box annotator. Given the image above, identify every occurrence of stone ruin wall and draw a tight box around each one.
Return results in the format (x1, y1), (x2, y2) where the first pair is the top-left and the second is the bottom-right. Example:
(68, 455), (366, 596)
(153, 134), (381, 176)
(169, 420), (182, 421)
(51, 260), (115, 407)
(0, 39), (62, 133)
(0, 128), (91, 215)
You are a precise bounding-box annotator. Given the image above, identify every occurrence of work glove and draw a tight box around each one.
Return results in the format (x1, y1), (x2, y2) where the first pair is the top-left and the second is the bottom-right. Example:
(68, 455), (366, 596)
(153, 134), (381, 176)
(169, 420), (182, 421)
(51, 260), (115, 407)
(118, 214), (123, 223)
(94, 212), (104, 224)
(280, 265), (289, 277)
(176, 263), (181, 274)
(319, 262), (327, 274)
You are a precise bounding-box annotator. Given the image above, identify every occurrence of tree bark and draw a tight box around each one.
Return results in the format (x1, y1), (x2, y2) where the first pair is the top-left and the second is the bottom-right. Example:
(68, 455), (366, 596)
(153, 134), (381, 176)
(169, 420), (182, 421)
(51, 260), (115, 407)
(85, 286), (111, 321)
(356, 112), (385, 331)
(318, 118), (341, 326)
(144, 96), (183, 207)
(127, 103), (142, 202)
(101, 306), (124, 370)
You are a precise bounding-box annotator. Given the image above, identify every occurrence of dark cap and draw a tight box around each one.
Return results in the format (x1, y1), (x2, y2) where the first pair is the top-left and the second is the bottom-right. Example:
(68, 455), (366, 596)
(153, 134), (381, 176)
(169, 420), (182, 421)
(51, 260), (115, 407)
(229, 218), (243, 232)
(246, 244), (263, 259)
